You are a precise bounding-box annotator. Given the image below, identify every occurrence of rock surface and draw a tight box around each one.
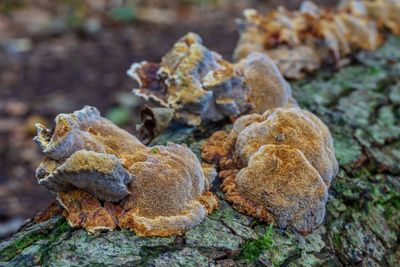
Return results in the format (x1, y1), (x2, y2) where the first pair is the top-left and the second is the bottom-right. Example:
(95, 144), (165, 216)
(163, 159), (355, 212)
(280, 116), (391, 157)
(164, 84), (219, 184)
(1, 36), (400, 266)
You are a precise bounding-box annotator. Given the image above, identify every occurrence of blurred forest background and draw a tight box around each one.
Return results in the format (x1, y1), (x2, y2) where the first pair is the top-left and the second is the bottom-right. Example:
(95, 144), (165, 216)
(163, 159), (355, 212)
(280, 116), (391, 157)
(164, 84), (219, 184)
(0, 0), (336, 238)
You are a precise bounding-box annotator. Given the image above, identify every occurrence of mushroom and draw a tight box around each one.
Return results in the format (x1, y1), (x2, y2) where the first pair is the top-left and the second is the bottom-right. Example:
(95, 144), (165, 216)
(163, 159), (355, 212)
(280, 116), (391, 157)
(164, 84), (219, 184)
(34, 106), (143, 202)
(233, 0), (398, 79)
(34, 106), (217, 236)
(128, 32), (252, 127)
(128, 33), (296, 138)
(202, 107), (338, 233)
(119, 143), (218, 236)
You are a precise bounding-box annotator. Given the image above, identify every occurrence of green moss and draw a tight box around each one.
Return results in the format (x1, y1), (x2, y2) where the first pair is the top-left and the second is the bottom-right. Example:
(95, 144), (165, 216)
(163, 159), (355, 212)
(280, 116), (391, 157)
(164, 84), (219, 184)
(240, 224), (274, 263)
(332, 234), (342, 250)
(353, 167), (371, 179)
(370, 180), (400, 221)
(209, 205), (234, 221)
(0, 217), (66, 262)
(35, 220), (72, 265)
(151, 147), (159, 154)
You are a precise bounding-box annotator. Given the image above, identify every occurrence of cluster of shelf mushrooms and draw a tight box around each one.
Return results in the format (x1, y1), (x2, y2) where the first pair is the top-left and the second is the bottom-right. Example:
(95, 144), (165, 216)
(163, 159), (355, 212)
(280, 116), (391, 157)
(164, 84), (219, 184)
(235, 0), (400, 79)
(34, 106), (217, 236)
(202, 107), (338, 233)
(33, 0), (399, 237)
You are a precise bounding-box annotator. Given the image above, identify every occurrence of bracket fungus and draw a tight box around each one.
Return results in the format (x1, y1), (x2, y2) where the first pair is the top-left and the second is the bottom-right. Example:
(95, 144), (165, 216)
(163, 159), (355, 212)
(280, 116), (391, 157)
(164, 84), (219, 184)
(128, 32), (251, 127)
(202, 107), (338, 234)
(128, 32), (294, 133)
(34, 106), (217, 236)
(34, 106), (144, 202)
(234, 0), (400, 79)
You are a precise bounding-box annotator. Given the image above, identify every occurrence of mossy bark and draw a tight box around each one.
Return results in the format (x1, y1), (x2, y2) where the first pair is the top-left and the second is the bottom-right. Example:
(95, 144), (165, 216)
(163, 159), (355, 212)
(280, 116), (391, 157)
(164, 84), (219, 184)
(1, 36), (399, 267)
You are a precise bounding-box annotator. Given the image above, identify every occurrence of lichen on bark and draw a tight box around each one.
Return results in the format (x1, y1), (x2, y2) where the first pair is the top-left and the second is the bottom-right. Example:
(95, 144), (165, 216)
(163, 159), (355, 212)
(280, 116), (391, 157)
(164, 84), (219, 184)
(1, 36), (400, 267)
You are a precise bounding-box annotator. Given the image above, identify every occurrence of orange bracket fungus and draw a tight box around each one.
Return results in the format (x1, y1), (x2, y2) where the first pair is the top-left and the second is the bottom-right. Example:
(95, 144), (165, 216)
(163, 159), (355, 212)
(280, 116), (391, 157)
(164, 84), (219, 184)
(128, 32), (294, 132)
(34, 106), (217, 236)
(234, 0), (400, 79)
(202, 107), (338, 234)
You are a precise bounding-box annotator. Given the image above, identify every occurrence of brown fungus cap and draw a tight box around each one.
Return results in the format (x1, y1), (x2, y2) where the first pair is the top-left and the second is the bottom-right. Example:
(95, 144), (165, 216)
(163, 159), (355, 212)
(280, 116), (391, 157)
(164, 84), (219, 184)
(128, 33), (296, 133)
(340, 0), (400, 35)
(36, 151), (134, 203)
(119, 143), (217, 236)
(128, 32), (251, 126)
(34, 105), (145, 161)
(34, 106), (217, 236)
(233, 0), (399, 79)
(237, 52), (296, 114)
(226, 144), (328, 233)
(202, 107), (338, 233)
(34, 106), (143, 202)
(234, 108), (338, 185)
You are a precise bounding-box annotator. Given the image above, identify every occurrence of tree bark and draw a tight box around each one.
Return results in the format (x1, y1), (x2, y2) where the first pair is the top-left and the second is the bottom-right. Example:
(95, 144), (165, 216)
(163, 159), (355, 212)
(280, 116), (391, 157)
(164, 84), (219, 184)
(1, 36), (399, 267)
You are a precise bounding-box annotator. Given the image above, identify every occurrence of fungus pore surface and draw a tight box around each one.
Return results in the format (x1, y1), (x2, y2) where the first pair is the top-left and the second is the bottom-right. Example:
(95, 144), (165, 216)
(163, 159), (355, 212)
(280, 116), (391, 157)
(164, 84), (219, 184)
(34, 106), (217, 236)
(202, 107), (338, 234)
